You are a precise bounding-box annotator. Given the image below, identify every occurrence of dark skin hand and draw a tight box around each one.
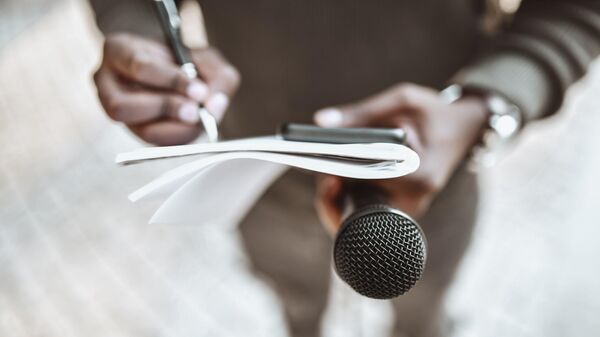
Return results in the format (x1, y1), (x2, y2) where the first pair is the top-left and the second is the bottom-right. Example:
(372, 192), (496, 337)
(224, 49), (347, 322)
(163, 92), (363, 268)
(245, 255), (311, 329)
(313, 83), (488, 235)
(94, 33), (240, 146)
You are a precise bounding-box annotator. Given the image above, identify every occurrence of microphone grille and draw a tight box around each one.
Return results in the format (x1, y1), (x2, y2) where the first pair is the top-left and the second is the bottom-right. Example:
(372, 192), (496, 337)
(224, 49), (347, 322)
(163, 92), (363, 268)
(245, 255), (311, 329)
(333, 205), (427, 299)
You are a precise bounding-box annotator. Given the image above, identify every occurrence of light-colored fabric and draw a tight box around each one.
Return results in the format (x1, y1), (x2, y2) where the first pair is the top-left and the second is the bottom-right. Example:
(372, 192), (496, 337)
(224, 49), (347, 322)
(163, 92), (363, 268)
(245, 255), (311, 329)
(452, 51), (553, 123)
(445, 64), (600, 336)
(0, 2), (289, 336)
(455, 0), (600, 121)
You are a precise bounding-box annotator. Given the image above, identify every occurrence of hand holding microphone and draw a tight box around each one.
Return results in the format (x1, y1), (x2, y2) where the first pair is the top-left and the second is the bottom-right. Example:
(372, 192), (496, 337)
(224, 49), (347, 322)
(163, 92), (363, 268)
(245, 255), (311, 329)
(314, 83), (489, 298)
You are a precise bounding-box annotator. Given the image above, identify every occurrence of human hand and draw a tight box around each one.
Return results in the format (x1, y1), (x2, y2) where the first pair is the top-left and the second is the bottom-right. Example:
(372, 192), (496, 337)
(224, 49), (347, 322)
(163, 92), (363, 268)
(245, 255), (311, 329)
(94, 33), (240, 145)
(313, 83), (488, 234)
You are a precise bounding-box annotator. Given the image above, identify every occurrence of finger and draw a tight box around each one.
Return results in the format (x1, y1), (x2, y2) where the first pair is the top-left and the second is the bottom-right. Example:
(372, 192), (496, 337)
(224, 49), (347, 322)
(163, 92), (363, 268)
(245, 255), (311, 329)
(192, 47), (241, 96)
(192, 47), (241, 118)
(314, 175), (344, 235)
(129, 120), (202, 146)
(371, 178), (435, 219)
(104, 35), (209, 101)
(314, 83), (438, 128)
(95, 69), (201, 125)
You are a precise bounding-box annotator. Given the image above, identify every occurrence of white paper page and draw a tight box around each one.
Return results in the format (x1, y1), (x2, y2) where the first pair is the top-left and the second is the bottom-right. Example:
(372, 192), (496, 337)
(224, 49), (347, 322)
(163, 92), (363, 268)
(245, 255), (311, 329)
(116, 136), (415, 164)
(120, 137), (420, 225)
(148, 160), (287, 227)
(129, 151), (418, 202)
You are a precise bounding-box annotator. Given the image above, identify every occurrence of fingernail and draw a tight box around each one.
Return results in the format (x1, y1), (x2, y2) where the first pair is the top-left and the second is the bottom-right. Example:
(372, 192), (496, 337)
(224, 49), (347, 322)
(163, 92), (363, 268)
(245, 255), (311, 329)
(186, 81), (209, 102)
(206, 92), (229, 119)
(178, 102), (200, 124)
(315, 108), (343, 127)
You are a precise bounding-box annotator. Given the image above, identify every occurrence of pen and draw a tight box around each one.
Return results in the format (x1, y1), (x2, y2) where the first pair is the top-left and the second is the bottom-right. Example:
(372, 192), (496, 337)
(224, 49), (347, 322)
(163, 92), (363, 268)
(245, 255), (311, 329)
(153, 0), (219, 142)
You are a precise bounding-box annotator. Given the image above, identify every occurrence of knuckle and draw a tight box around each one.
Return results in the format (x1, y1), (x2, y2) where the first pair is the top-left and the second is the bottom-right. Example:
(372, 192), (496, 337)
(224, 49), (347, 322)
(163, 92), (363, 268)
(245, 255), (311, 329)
(192, 46), (217, 62)
(105, 95), (125, 120)
(394, 82), (417, 92)
(105, 32), (122, 45)
(92, 70), (101, 84)
(416, 173), (443, 194)
(102, 41), (112, 59)
(104, 33), (128, 53)
(104, 33), (119, 48)
(203, 46), (220, 57)
(163, 96), (180, 116)
(220, 65), (241, 87)
(129, 51), (152, 78)
(170, 73), (189, 92)
(106, 32), (130, 42)
(393, 83), (418, 103)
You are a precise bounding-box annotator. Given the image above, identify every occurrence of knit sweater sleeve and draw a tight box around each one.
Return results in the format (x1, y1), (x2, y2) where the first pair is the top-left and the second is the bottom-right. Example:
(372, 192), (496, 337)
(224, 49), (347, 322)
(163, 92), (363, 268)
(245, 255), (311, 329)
(453, 0), (600, 122)
(87, 0), (183, 39)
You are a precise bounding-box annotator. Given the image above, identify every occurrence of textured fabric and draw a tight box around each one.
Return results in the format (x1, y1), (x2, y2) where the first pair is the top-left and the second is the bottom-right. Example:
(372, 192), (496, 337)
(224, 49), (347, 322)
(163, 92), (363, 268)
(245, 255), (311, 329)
(88, 0), (600, 125)
(89, 0), (164, 39)
(0, 0), (56, 48)
(199, 0), (482, 138)
(455, 0), (600, 121)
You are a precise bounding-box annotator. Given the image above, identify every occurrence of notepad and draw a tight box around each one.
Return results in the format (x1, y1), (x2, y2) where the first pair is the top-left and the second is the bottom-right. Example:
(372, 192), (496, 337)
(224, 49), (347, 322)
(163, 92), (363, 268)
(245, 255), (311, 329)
(116, 136), (419, 225)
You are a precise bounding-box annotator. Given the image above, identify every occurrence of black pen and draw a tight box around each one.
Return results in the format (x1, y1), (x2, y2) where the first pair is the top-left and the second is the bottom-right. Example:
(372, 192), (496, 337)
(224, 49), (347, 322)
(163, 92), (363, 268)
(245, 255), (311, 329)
(153, 0), (219, 142)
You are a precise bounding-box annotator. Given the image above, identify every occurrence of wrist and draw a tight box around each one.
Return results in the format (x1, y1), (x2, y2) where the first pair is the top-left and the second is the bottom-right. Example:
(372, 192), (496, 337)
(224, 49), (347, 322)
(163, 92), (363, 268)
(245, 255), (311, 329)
(456, 95), (489, 131)
(447, 95), (489, 152)
(441, 84), (524, 167)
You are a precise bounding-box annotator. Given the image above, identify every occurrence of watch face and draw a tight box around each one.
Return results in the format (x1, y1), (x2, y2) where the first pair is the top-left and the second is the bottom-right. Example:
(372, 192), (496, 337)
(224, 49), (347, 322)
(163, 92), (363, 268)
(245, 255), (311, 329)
(441, 84), (524, 169)
(491, 114), (520, 138)
(487, 96), (522, 140)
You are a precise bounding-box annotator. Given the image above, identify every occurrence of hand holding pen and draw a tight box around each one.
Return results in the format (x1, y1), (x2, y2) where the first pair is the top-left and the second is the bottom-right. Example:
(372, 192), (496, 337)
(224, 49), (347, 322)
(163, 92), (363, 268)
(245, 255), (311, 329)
(93, 2), (240, 146)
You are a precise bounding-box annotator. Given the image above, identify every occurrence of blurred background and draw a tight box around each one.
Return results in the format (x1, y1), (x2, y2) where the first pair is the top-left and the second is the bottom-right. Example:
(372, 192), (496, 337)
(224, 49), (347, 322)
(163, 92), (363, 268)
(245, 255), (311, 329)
(1, 0), (599, 336)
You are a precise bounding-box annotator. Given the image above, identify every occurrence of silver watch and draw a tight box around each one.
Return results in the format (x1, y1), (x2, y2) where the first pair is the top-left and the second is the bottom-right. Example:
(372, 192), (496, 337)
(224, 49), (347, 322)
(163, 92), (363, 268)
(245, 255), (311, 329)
(440, 84), (523, 167)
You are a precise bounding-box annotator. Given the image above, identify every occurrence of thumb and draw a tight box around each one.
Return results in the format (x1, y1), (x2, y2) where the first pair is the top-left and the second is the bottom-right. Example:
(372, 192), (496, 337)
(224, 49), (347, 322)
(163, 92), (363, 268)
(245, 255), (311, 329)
(315, 175), (344, 236)
(313, 83), (437, 128)
(313, 92), (399, 128)
(313, 108), (347, 128)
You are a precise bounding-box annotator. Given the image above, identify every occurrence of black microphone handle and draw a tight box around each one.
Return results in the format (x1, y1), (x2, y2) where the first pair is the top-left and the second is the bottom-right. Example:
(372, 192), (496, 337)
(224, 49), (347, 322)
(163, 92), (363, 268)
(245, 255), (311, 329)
(341, 182), (389, 219)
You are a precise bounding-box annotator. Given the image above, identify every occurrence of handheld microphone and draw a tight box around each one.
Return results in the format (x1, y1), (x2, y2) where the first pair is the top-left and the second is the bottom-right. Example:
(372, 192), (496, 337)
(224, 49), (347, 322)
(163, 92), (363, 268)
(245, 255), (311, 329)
(333, 183), (427, 299)
(277, 123), (427, 299)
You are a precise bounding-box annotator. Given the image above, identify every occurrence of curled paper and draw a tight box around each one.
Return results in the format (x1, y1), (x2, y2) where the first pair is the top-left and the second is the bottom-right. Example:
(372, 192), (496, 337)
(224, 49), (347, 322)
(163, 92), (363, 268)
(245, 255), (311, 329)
(117, 137), (420, 225)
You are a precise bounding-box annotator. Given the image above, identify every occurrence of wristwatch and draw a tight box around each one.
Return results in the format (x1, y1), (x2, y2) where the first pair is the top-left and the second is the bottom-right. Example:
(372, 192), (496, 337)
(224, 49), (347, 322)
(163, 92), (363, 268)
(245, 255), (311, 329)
(440, 84), (523, 167)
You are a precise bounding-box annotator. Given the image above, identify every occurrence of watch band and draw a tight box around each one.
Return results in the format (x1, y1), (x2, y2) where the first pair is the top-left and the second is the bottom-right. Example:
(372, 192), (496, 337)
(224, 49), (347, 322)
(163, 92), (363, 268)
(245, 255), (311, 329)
(440, 84), (524, 167)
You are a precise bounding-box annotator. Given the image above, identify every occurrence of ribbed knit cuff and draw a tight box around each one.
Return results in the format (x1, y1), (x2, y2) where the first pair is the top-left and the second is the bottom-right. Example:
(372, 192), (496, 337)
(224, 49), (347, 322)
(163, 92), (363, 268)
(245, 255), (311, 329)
(451, 52), (554, 123)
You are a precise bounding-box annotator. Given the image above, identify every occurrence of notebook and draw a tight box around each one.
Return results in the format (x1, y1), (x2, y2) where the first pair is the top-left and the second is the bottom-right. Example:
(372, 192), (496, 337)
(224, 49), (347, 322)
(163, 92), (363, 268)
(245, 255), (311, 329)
(116, 136), (419, 225)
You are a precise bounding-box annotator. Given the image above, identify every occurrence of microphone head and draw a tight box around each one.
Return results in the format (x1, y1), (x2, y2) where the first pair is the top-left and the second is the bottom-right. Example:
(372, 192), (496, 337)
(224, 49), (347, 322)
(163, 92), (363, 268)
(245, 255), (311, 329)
(333, 205), (427, 299)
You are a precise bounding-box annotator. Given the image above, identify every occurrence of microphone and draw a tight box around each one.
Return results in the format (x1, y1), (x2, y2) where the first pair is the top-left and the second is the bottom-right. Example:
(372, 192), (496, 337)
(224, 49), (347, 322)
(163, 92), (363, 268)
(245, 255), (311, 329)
(276, 123), (426, 298)
(333, 183), (427, 299)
